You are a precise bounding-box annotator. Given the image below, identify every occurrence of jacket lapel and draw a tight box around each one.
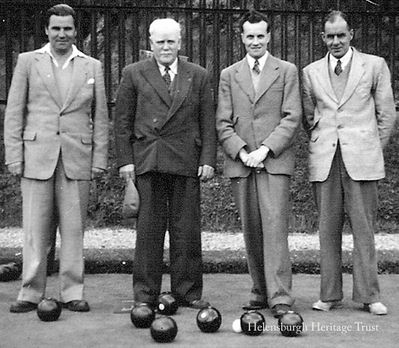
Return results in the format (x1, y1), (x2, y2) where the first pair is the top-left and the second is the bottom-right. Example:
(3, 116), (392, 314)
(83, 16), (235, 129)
(34, 53), (62, 108)
(315, 53), (338, 104)
(338, 49), (365, 107)
(254, 55), (280, 104)
(166, 59), (192, 122)
(61, 56), (88, 112)
(142, 58), (172, 107)
(235, 59), (255, 103)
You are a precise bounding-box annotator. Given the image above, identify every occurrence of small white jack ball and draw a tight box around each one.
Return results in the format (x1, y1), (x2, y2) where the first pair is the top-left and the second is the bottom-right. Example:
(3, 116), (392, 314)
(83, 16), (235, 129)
(232, 318), (242, 333)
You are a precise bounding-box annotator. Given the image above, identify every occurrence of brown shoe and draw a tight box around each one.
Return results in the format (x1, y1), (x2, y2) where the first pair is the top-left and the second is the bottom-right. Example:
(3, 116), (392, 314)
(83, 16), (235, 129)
(63, 300), (90, 312)
(10, 301), (37, 313)
(271, 304), (291, 318)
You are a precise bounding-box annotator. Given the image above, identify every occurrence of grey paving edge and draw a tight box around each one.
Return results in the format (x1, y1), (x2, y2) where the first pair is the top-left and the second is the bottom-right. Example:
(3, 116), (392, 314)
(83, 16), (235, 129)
(1, 247), (398, 274)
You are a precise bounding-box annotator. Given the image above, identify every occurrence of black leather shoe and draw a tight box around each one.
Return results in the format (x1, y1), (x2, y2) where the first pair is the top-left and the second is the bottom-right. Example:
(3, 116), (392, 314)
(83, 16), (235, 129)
(180, 299), (210, 309)
(63, 300), (90, 312)
(10, 301), (37, 313)
(242, 300), (268, 310)
(271, 304), (291, 318)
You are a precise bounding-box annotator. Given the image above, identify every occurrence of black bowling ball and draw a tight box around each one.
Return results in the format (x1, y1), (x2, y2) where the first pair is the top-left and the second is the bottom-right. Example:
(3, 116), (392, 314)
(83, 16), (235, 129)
(130, 303), (155, 328)
(157, 292), (178, 315)
(150, 316), (178, 343)
(278, 311), (304, 337)
(240, 310), (265, 336)
(196, 306), (222, 333)
(37, 298), (62, 322)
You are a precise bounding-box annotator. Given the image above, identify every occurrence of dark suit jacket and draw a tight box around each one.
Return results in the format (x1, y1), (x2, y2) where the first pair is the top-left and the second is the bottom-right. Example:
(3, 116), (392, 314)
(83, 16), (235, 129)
(216, 54), (302, 178)
(114, 57), (216, 177)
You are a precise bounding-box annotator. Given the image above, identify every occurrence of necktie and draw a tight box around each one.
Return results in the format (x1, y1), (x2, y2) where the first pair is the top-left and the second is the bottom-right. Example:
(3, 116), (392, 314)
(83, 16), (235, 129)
(163, 66), (171, 88)
(253, 59), (260, 75)
(334, 59), (343, 76)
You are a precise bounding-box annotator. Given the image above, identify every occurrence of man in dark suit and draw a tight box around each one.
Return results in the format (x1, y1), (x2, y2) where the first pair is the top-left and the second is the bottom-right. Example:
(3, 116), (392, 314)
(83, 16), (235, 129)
(4, 4), (109, 313)
(216, 10), (301, 318)
(302, 10), (397, 315)
(114, 18), (216, 309)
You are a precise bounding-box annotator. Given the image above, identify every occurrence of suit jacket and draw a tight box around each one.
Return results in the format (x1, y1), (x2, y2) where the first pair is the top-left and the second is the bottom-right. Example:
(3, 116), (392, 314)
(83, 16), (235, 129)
(216, 54), (302, 178)
(302, 48), (397, 182)
(4, 48), (109, 180)
(114, 57), (216, 177)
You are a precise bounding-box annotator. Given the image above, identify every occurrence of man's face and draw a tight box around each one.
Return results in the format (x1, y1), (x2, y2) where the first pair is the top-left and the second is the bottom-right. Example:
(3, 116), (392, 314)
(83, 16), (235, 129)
(150, 26), (181, 66)
(322, 17), (353, 59)
(45, 15), (76, 55)
(241, 20), (270, 59)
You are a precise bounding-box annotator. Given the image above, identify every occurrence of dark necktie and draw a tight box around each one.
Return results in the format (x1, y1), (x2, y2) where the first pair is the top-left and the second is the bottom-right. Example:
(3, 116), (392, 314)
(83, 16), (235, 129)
(163, 65), (171, 88)
(253, 59), (260, 75)
(334, 59), (343, 76)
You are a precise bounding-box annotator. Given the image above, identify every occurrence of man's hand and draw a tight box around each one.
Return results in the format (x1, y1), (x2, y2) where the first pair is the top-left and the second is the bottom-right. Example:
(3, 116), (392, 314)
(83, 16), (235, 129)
(198, 165), (214, 182)
(7, 162), (23, 176)
(91, 167), (105, 180)
(119, 164), (135, 182)
(239, 146), (269, 168)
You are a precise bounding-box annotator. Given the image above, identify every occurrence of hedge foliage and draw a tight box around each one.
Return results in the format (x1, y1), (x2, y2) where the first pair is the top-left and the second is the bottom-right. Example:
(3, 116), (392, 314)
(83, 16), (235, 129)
(0, 107), (398, 233)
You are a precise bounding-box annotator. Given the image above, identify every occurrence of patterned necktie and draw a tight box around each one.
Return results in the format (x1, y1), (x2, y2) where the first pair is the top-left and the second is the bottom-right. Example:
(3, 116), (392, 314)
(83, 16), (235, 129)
(253, 59), (260, 75)
(163, 65), (171, 88)
(334, 59), (343, 76)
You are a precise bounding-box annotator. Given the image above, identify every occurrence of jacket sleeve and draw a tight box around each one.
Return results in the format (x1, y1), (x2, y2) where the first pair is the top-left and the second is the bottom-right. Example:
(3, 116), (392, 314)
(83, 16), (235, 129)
(216, 69), (247, 160)
(198, 70), (217, 168)
(92, 60), (109, 170)
(4, 53), (29, 166)
(114, 66), (137, 168)
(374, 58), (397, 148)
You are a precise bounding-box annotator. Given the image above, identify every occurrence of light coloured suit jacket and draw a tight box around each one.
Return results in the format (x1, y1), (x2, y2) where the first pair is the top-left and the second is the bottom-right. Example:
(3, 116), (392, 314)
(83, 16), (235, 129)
(216, 54), (302, 178)
(4, 47), (109, 180)
(302, 48), (397, 182)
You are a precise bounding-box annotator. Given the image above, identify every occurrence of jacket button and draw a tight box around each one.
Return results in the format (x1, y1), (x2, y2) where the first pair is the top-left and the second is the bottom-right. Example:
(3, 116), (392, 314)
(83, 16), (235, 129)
(56, 131), (60, 135)
(337, 124), (343, 129)
(153, 118), (158, 123)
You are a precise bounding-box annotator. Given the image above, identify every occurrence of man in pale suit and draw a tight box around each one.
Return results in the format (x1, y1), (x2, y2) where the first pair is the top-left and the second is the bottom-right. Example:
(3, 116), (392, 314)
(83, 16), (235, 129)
(4, 4), (109, 313)
(302, 10), (397, 315)
(114, 18), (216, 309)
(216, 10), (301, 318)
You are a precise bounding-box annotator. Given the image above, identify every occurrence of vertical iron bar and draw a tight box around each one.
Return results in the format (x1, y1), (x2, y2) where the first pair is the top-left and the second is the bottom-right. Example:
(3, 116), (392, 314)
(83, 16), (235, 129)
(118, 10), (126, 81)
(185, 0), (193, 60)
(199, 0), (206, 68)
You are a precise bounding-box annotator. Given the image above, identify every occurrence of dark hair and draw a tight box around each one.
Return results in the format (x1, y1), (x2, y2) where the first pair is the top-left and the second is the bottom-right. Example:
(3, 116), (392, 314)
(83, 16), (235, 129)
(239, 10), (270, 33)
(46, 4), (76, 27)
(324, 10), (351, 30)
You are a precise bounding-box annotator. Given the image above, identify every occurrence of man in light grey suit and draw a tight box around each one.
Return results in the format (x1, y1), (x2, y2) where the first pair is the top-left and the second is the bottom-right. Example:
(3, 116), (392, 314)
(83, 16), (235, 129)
(302, 10), (397, 315)
(4, 4), (109, 313)
(216, 10), (301, 318)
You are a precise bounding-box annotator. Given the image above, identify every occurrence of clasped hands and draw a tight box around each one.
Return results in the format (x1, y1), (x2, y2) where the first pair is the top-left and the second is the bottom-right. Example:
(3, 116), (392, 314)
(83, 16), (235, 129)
(239, 145), (269, 168)
(119, 164), (215, 182)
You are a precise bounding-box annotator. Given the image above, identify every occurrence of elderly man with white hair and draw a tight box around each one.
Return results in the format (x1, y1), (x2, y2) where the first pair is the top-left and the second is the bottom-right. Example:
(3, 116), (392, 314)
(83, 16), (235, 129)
(114, 18), (216, 309)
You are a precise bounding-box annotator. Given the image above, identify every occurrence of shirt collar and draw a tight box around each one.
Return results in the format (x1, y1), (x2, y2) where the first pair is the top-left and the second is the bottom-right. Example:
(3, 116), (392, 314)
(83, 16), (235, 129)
(157, 58), (178, 76)
(329, 47), (353, 71)
(38, 43), (86, 69)
(246, 52), (269, 72)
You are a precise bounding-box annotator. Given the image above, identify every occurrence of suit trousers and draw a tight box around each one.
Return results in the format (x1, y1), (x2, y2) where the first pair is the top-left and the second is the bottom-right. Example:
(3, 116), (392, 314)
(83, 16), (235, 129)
(313, 145), (380, 303)
(18, 156), (90, 303)
(133, 172), (203, 304)
(231, 170), (294, 308)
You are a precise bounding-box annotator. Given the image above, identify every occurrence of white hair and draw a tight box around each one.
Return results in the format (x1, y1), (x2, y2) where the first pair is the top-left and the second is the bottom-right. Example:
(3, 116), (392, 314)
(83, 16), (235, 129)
(149, 18), (181, 38)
